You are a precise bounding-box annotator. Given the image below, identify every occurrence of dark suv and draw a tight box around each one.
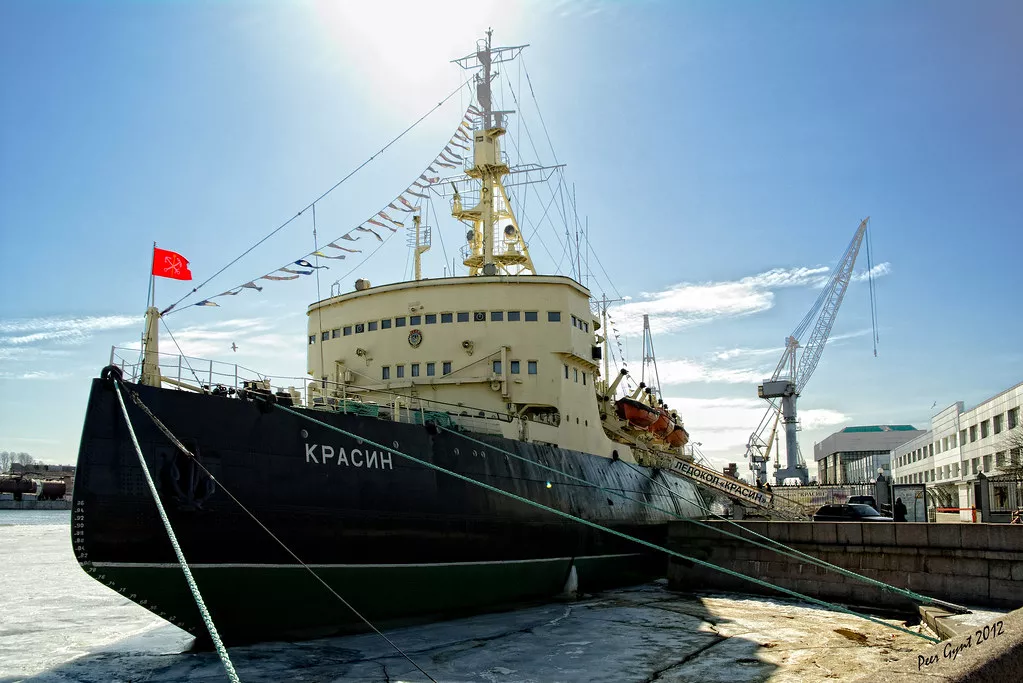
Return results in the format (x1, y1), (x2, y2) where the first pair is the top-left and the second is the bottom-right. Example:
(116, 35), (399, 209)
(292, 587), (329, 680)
(812, 503), (893, 522)
(848, 495), (877, 508)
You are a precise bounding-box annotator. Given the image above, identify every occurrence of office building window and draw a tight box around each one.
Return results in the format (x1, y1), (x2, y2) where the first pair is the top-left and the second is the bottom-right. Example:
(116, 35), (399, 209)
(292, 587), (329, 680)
(396, 365), (405, 378)
(381, 318), (392, 329)
(1008, 408), (1019, 429)
(395, 317), (406, 328)
(950, 434), (957, 448)
(960, 429), (967, 446)
(971, 458), (979, 475)
(442, 361), (452, 375)
(493, 360), (502, 374)
(368, 321), (378, 331)
(382, 366), (390, 380)
(507, 310), (521, 321)
(994, 414), (1003, 434)
(524, 311), (538, 321)
(441, 312), (453, 323)
(409, 315), (421, 325)
(425, 314), (437, 324)
(491, 311), (504, 321)
(411, 363), (420, 377)
(983, 454), (993, 471)
(426, 362), (435, 376)
(981, 420), (990, 438)
(510, 360), (520, 374)
(548, 311), (561, 322)
(457, 312), (470, 322)
(528, 360), (536, 374)
(970, 425), (977, 442)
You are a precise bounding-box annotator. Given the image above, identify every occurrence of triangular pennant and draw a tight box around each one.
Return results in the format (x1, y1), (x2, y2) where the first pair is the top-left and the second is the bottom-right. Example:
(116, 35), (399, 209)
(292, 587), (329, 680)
(279, 267), (312, 275)
(262, 273), (300, 281)
(378, 211), (404, 227)
(399, 196), (417, 211)
(467, 104), (482, 115)
(440, 152), (461, 165)
(406, 189), (430, 199)
(340, 233), (359, 241)
(356, 226), (383, 241)
(435, 161), (457, 169)
(217, 289), (242, 296)
(367, 218), (389, 230)
(418, 173), (440, 184)
(317, 253), (347, 260)
(326, 242), (361, 253)
(449, 139), (470, 151)
(196, 300), (220, 307)
(241, 281), (263, 292)
(454, 128), (471, 141)
(295, 259), (328, 270)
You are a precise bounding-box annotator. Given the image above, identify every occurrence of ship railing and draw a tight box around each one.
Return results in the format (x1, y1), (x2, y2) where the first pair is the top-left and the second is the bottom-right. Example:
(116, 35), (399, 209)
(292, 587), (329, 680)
(106, 346), (508, 436)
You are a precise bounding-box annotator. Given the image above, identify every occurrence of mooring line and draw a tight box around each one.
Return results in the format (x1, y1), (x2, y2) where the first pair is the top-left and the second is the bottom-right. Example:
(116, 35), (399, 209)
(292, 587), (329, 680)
(273, 403), (938, 643)
(112, 382), (242, 682)
(117, 383), (438, 683)
(442, 425), (967, 614)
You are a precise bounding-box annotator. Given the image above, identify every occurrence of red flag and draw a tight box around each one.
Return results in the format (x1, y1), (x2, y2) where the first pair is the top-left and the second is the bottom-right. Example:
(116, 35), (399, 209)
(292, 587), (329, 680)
(152, 248), (192, 280)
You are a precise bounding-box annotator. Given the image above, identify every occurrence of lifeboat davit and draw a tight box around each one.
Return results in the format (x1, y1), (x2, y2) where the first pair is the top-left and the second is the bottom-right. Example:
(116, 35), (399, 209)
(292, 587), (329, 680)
(647, 408), (672, 436)
(665, 424), (689, 448)
(615, 397), (659, 428)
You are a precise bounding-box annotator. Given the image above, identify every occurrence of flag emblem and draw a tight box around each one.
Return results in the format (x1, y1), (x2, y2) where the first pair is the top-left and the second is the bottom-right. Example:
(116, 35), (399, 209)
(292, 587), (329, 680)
(153, 248), (192, 280)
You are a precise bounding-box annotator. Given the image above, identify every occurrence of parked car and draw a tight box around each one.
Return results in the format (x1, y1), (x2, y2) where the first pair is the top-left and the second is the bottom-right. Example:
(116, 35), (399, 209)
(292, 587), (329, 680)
(812, 503), (893, 522)
(848, 495), (877, 508)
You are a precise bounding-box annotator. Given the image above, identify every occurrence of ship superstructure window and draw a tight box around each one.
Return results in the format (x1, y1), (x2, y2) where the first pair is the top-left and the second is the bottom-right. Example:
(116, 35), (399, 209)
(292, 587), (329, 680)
(425, 314), (437, 324)
(396, 365), (405, 378)
(395, 317), (407, 327)
(442, 361), (452, 375)
(491, 311), (504, 321)
(582, 372), (587, 385)
(332, 328), (341, 338)
(441, 313), (453, 323)
(507, 311), (521, 321)
(510, 360), (520, 374)
(457, 312), (470, 322)
(524, 311), (538, 321)
(583, 321), (589, 332)
(410, 315), (422, 325)
(321, 331), (329, 341)
(368, 321), (378, 331)
(548, 311), (561, 322)
(309, 335), (316, 345)
(355, 323), (365, 334)
(493, 360), (502, 374)
(381, 318), (392, 329)
(571, 315), (578, 327)
(528, 361), (537, 374)
(411, 363), (420, 377)
(426, 362), (436, 376)
(343, 326), (352, 336)
(382, 366), (390, 380)
(564, 364), (569, 379)
(474, 311), (486, 322)
(574, 368), (579, 382)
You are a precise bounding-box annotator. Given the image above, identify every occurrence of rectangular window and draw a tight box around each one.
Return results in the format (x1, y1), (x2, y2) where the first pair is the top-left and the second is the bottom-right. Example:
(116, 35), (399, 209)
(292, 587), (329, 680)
(381, 318), (392, 329)
(972, 457), (980, 474)
(510, 360), (520, 374)
(583, 322), (588, 332)
(548, 311), (561, 322)
(308, 335), (316, 345)
(425, 314), (437, 324)
(409, 315), (422, 325)
(981, 420), (990, 438)
(942, 437), (948, 451)
(493, 360), (502, 374)
(574, 368), (579, 382)
(983, 454), (993, 471)
(960, 429), (967, 446)
(929, 444), (934, 457)
(382, 366), (390, 380)
(322, 331), (330, 341)
(343, 326), (353, 336)
(441, 312), (453, 323)
(1009, 408), (1019, 429)
(528, 360), (537, 375)
(411, 363), (420, 377)
(332, 328), (341, 338)
(996, 451), (1006, 466)
(396, 365), (405, 378)
(355, 323), (365, 334)
(442, 361), (452, 375)
(571, 315), (578, 328)
(582, 372), (587, 385)
(564, 364), (569, 379)
(993, 414), (1003, 434)
(970, 425), (977, 442)
(524, 311), (538, 321)
(507, 311), (521, 321)
(950, 434), (957, 448)
(426, 362), (435, 376)
(491, 311), (504, 322)
(457, 312), (470, 322)
(368, 321), (378, 331)
(395, 317), (406, 327)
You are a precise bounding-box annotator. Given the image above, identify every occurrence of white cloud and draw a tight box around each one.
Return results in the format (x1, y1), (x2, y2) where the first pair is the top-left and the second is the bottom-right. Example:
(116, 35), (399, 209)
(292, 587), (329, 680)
(0, 370), (72, 381)
(657, 358), (767, 385)
(0, 315), (140, 346)
(851, 262), (891, 282)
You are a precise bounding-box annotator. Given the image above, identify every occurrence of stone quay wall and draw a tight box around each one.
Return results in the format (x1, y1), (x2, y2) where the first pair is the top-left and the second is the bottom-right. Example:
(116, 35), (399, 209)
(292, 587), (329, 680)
(667, 521), (1023, 611)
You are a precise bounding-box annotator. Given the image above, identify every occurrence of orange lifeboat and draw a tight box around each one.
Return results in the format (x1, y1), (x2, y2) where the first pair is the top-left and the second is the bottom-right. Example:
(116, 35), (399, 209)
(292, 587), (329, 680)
(665, 424), (689, 448)
(647, 408), (672, 436)
(615, 397), (659, 428)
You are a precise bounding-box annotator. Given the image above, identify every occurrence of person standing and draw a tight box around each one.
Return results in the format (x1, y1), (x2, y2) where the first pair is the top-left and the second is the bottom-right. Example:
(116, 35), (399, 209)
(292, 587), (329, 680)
(894, 497), (908, 522)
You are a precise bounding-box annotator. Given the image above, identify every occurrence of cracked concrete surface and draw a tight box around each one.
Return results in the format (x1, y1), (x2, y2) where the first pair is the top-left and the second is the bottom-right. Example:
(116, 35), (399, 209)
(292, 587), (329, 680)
(3, 517), (935, 682)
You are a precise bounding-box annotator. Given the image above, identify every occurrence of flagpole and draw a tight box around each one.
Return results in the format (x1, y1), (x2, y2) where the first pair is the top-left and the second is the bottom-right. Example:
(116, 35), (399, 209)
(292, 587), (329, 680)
(149, 242), (157, 309)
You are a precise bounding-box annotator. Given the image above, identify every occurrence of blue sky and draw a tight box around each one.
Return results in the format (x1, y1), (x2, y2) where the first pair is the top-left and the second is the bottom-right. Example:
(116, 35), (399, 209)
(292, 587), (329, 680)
(1, 0), (1020, 477)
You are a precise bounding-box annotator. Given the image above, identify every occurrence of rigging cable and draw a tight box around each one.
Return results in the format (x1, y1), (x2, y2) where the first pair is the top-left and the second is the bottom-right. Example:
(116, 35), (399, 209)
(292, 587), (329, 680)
(162, 75), (475, 316)
(120, 384), (438, 682)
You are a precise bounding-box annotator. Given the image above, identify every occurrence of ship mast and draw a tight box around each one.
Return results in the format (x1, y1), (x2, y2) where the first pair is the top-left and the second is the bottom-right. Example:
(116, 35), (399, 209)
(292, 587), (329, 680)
(452, 30), (535, 276)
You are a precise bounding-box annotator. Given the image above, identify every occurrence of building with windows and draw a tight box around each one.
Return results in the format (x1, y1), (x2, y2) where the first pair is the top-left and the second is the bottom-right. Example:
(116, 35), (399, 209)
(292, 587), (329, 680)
(890, 381), (1023, 518)
(813, 425), (924, 484)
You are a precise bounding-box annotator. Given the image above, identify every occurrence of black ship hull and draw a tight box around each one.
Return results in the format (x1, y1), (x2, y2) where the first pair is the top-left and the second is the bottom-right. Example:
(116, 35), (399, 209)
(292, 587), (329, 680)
(73, 378), (705, 644)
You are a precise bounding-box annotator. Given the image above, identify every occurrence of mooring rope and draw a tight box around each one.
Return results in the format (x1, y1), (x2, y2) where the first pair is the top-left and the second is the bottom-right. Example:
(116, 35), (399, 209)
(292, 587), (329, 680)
(112, 381), (242, 682)
(117, 383), (438, 682)
(272, 403), (938, 643)
(442, 425), (966, 614)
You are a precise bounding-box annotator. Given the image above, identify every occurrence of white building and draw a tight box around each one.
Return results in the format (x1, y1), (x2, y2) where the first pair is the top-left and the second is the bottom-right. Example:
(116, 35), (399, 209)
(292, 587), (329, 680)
(891, 381), (1022, 520)
(813, 425), (924, 484)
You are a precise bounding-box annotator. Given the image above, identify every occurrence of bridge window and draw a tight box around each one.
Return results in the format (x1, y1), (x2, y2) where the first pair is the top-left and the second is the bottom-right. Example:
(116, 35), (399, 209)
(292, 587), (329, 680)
(493, 360), (502, 374)
(396, 365), (405, 378)
(441, 312), (453, 323)
(368, 321), (378, 331)
(564, 364), (569, 379)
(528, 361), (537, 375)
(473, 311), (486, 322)
(582, 372), (587, 385)
(507, 311), (521, 321)
(426, 362), (436, 376)
(425, 314), (437, 324)
(308, 335), (316, 345)
(457, 312), (470, 322)
(571, 315), (578, 327)
(382, 366), (390, 380)
(574, 368), (578, 382)
(343, 326), (352, 336)
(547, 311), (561, 322)
(331, 328), (340, 338)
(410, 315), (422, 325)
(510, 360), (520, 374)
(355, 323), (365, 334)
(411, 363), (420, 377)
(321, 331), (329, 341)
(381, 318), (392, 329)
(442, 361), (452, 375)
(395, 317), (406, 328)
(491, 311), (504, 321)
(524, 311), (538, 322)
